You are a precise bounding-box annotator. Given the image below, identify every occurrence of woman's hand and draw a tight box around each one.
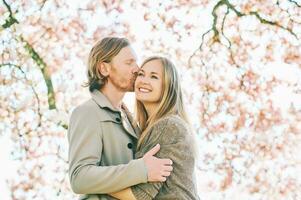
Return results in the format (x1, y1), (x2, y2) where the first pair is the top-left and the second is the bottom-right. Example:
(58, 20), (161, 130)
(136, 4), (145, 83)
(109, 188), (137, 200)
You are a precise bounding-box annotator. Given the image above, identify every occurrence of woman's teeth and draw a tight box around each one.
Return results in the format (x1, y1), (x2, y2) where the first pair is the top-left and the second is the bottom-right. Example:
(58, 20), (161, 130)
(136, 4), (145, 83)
(139, 88), (151, 92)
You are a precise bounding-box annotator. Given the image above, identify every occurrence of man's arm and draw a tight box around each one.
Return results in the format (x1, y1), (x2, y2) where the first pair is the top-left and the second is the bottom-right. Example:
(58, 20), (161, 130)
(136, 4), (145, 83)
(68, 106), (173, 194)
(68, 106), (147, 194)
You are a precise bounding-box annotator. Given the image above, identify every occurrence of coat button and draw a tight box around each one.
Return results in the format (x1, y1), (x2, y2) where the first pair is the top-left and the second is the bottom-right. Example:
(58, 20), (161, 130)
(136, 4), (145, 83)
(127, 143), (133, 149)
(116, 118), (121, 122)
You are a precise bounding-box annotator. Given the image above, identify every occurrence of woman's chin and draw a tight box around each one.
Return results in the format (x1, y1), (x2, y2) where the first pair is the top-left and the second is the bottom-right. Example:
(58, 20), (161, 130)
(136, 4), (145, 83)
(135, 97), (152, 105)
(135, 93), (146, 101)
(135, 96), (146, 102)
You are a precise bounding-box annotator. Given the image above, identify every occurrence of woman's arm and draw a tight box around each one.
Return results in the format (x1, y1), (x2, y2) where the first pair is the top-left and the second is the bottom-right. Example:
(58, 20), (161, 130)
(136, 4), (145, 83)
(130, 116), (189, 200)
(109, 188), (137, 200)
(109, 116), (191, 200)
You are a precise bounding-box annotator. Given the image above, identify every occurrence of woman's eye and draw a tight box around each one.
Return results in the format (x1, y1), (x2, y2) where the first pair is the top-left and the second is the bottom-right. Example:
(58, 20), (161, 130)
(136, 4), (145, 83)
(151, 75), (158, 79)
(138, 72), (144, 76)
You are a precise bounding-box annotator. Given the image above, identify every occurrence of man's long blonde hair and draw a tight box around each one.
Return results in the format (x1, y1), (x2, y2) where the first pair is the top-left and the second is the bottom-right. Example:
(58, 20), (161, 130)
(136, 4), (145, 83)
(135, 56), (189, 149)
(85, 37), (130, 92)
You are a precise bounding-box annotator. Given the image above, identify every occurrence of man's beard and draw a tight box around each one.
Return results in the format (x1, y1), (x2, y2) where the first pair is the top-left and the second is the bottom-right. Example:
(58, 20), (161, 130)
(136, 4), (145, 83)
(110, 75), (136, 92)
(109, 64), (137, 92)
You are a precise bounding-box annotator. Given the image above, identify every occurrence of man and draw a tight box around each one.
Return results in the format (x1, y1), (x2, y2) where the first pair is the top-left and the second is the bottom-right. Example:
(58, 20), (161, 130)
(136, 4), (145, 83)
(68, 37), (173, 200)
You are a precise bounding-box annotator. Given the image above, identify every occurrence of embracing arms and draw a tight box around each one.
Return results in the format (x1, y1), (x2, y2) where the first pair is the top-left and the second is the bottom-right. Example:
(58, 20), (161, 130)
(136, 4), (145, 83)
(68, 105), (173, 194)
(110, 116), (194, 200)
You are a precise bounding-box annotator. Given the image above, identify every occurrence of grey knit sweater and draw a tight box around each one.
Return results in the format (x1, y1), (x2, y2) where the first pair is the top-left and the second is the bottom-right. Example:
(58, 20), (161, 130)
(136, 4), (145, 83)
(131, 115), (199, 200)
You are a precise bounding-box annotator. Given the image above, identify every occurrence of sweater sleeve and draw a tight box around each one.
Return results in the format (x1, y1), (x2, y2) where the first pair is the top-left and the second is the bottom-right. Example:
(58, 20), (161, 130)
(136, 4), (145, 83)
(131, 117), (189, 200)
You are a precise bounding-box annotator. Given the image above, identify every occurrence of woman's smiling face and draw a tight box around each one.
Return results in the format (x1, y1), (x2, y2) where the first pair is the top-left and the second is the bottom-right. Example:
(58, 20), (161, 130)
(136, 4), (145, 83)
(135, 59), (164, 105)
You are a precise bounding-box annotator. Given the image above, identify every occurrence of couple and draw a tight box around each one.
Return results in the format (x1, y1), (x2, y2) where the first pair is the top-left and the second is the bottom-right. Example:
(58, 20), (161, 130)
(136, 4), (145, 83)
(68, 37), (199, 200)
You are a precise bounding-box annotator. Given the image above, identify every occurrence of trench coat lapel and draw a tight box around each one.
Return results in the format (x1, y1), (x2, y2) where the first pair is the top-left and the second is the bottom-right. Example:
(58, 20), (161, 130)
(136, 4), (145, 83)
(121, 104), (141, 139)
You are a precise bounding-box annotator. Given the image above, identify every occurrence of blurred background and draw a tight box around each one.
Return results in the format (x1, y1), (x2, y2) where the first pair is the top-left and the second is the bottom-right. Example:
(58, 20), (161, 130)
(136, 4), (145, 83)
(1, 0), (301, 199)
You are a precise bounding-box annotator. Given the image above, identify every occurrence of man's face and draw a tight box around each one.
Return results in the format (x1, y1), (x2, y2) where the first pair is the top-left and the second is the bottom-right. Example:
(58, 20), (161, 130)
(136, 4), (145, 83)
(108, 46), (139, 92)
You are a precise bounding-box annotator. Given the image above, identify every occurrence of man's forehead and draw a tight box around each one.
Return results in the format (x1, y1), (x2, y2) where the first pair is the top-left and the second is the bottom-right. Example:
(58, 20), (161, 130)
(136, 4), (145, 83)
(118, 46), (137, 60)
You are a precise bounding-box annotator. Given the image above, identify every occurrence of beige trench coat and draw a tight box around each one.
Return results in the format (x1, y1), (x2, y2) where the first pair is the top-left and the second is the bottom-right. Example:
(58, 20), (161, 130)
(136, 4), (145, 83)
(68, 90), (147, 200)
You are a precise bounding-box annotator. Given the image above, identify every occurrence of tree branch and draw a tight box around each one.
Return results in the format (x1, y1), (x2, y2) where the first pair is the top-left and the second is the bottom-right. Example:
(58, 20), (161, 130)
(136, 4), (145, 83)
(39, 0), (48, 10)
(189, 0), (299, 67)
(249, 11), (297, 38)
(224, 0), (298, 38)
(220, 7), (241, 69)
(2, 0), (56, 110)
(1, 0), (19, 29)
(188, 29), (211, 68)
(19, 36), (56, 110)
(288, 0), (301, 7)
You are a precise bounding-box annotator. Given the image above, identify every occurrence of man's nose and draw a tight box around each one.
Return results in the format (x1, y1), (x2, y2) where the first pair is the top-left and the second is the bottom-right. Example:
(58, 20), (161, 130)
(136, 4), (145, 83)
(132, 63), (139, 74)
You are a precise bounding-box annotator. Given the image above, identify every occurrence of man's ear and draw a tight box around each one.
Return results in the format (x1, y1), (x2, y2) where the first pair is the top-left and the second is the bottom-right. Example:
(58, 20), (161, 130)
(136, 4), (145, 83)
(98, 62), (110, 77)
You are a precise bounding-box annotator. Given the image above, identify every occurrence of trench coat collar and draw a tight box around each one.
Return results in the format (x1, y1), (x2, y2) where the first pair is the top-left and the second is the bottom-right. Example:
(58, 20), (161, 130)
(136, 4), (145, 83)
(121, 104), (141, 138)
(91, 90), (120, 113)
(91, 90), (140, 138)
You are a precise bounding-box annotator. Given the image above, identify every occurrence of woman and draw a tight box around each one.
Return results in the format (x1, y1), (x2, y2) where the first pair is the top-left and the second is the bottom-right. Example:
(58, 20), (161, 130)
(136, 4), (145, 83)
(110, 56), (199, 200)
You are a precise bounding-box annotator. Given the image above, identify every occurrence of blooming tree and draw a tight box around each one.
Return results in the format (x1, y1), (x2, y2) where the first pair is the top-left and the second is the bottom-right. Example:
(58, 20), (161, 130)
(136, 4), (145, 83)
(1, 0), (300, 199)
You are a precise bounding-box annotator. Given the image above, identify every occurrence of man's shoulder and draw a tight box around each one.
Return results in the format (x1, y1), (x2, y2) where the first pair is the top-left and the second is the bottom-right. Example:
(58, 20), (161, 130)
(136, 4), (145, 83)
(72, 99), (97, 115)
(71, 98), (115, 121)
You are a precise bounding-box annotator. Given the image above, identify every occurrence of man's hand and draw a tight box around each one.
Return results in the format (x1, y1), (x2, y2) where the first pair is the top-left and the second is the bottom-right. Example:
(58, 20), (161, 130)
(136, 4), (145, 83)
(143, 144), (173, 182)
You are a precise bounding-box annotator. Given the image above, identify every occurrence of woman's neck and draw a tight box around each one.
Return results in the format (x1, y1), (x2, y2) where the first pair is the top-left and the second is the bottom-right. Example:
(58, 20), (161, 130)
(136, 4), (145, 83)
(143, 103), (158, 117)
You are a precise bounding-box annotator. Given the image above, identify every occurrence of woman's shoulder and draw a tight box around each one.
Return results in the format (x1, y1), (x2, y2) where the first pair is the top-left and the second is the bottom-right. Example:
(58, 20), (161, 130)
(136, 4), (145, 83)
(152, 115), (190, 142)
(155, 114), (187, 129)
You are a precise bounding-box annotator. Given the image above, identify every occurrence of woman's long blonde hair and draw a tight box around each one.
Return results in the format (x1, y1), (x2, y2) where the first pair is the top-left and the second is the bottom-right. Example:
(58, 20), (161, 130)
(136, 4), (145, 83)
(135, 56), (189, 148)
